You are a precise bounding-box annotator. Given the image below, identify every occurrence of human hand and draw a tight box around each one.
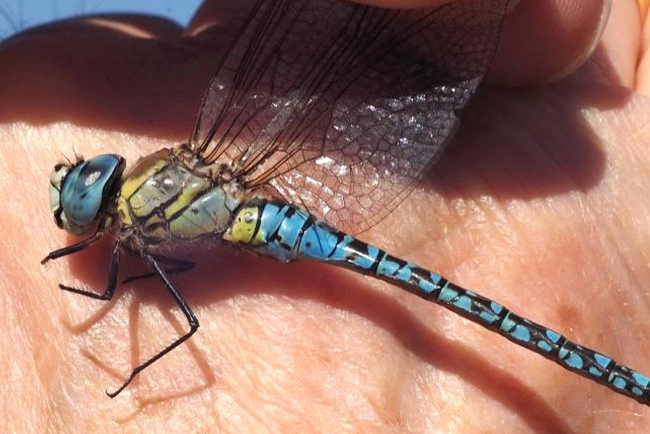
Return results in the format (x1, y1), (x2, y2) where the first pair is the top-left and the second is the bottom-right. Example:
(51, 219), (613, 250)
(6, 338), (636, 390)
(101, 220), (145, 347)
(1, 0), (648, 432)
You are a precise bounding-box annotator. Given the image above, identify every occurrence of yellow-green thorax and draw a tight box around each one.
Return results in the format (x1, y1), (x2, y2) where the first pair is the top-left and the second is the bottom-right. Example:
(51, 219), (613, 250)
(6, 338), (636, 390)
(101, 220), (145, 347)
(117, 148), (242, 244)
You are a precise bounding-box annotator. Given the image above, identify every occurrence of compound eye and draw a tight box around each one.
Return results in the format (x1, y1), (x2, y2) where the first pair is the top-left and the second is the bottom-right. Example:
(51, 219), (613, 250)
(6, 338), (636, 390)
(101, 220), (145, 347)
(60, 154), (124, 226)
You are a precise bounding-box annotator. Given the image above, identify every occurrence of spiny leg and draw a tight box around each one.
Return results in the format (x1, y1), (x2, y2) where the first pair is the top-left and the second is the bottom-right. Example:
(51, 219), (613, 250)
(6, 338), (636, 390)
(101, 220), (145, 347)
(122, 255), (195, 284)
(106, 252), (199, 398)
(41, 230), (105, 264)
(58, 241), (121, 300)
(42, 228), (121, 300)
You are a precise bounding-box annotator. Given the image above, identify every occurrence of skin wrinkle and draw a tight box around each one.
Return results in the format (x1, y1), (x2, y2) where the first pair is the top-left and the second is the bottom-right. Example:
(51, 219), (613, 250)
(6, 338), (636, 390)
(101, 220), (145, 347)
(1, 0), (650, 433)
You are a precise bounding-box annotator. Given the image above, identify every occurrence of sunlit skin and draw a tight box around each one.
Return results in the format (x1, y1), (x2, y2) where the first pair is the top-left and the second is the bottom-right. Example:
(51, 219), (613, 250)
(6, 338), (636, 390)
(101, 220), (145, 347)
(1, 0), (650, 432)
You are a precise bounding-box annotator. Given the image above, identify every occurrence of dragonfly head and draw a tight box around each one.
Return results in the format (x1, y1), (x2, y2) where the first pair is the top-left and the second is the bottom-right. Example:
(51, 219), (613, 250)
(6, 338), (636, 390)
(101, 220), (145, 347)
(49, 154), (126, 236)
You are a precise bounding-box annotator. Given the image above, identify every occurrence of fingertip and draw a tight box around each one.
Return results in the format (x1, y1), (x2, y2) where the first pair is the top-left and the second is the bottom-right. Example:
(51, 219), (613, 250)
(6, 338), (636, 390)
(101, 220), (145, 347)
(488, 0), (610, 85)
(186, 0), (256, 36)
(4, 13), (183, 42)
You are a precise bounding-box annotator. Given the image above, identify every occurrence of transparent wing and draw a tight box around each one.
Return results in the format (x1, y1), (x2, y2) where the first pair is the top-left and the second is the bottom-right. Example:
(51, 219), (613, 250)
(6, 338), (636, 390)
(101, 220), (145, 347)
(189, 0), (507, 233)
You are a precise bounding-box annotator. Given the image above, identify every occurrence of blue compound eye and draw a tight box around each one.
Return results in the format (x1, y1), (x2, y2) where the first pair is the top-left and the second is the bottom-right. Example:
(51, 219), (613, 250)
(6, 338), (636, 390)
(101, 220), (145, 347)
(60, 154), (124, 227)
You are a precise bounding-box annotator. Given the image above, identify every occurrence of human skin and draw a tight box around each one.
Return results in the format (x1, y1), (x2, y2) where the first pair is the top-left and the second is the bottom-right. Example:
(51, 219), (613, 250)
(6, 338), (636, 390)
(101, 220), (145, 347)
(1, 0), (650, 432)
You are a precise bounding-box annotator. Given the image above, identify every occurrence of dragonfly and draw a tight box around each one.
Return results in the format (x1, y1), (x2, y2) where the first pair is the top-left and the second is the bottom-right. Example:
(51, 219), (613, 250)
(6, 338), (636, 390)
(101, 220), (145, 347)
(41, 0), (650, 406)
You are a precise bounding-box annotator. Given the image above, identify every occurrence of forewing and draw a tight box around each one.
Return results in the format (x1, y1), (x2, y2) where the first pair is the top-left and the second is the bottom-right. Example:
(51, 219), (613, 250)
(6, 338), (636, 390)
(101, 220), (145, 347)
(190, 0), (507, 233)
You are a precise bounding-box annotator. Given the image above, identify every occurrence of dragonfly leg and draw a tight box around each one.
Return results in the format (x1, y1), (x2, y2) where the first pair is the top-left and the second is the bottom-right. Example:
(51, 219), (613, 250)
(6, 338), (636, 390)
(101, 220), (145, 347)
(121, 256), (195, 284)
(59, 241), (121, 300)
(106, 252), (199, 398)
(41, 230), (104, 264)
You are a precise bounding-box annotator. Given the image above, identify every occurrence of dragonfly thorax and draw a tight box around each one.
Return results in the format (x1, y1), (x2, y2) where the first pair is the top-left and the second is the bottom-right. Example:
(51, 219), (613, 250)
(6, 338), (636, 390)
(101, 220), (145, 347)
(48, 154), (126, 236)
(116, 148), (245, 245)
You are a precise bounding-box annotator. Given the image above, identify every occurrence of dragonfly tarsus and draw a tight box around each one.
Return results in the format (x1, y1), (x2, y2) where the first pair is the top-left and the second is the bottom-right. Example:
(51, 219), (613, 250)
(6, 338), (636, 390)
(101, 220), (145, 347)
(41, 230), (105, 264)
(106, 253), (199, 398)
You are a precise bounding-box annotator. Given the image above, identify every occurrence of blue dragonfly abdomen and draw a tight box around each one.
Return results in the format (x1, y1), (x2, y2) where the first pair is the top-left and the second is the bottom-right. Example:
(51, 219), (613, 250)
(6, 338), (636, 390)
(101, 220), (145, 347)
(224, 200), (650, 406)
